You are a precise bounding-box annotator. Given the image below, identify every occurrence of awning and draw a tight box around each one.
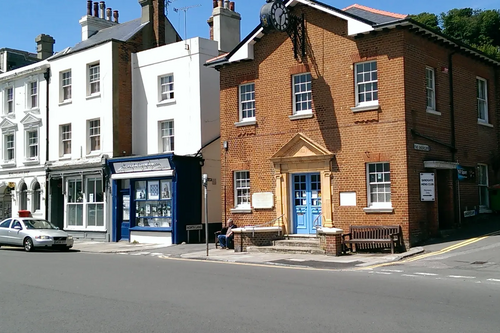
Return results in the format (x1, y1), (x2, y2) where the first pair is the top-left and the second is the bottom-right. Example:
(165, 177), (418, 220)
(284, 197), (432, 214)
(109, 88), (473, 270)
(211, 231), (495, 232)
(424, 161), (458, 170)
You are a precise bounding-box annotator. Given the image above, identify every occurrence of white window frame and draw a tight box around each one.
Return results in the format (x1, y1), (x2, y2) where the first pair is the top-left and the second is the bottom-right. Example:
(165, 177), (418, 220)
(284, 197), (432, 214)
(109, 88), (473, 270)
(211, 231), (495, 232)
(426, 67), (436, 111)
(32, 181), (41, 213)
(355, 61), (378, 108)
(366, 162), (392, 210)
(60, 124), (72, 157)
(158, 74), (174, 102)
(234, 171), (251, 209)
(292, 73), (312, 114)
(19, 183), (28, 210)
(25, 129), (38, 161)
(88, 119), (101, 154)
(86, 177), (104, 228)
(65, 176), (105, 230)
(5, 87), (14, 114)
(477, 77), (488, 123)
(66, 178), (83, 228)
(3, 133), (15, 163)
(88, 62), (100, 96)
(478, 164), (489, 211)
(239, 83), (256, 121)
(159, 120), (174, 153)
(60, 70), (72, 102)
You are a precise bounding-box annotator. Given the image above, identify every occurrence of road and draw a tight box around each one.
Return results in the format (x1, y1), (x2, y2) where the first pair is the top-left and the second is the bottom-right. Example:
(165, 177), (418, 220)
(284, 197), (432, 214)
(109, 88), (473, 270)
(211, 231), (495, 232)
(1, 245), (499, 333)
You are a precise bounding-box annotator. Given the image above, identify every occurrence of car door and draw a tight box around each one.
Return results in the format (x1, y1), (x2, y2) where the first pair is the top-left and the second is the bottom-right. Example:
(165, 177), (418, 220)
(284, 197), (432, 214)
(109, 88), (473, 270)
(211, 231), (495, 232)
(0, 219), (12, 244)
(8, 220), (24, 246)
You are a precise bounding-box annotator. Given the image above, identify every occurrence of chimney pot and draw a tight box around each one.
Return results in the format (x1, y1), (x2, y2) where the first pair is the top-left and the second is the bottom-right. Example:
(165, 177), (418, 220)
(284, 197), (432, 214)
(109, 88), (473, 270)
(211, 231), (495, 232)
(100, 1), (105, 19)
(218, 1), (222, 7)
(93, 2), (99, 17)
(213, 0), (217, 8)
(224, 0), (229, 9)
(113, 10), (119, 23)
(87, 0), (92, 15)
(230, 2), (234, 11)
(106, 7), (112, 20)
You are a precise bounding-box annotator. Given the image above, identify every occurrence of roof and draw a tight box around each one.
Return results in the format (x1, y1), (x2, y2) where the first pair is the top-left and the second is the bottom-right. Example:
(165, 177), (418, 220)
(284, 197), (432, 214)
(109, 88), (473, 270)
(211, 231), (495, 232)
(50, 18), (146, 60)
(205, 0), (500, 68)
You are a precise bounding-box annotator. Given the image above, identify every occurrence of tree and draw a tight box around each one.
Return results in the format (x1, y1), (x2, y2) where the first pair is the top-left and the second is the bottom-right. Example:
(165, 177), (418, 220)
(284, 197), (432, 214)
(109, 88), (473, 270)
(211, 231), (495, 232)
(409, 12), (441, 31)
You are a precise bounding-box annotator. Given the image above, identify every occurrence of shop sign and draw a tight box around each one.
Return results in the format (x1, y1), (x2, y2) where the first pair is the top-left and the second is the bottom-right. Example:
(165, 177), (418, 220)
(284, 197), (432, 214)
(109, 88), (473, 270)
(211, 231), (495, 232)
(414, 143), (430, 152)
(463, 210), (476, 218)
(457, 165), (476, 181)
(420, 173), (435, 201)
(114, 158), (171, 173)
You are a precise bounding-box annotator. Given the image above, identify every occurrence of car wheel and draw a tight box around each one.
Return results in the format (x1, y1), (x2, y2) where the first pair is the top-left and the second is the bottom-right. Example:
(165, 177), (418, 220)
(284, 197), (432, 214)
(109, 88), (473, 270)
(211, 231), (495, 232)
(24, 238), (35, 252)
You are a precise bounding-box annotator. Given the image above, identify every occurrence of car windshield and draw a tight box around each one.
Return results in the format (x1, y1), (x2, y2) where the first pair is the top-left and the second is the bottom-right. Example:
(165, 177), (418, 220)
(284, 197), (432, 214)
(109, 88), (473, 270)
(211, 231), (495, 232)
(23, 219), (58, 230)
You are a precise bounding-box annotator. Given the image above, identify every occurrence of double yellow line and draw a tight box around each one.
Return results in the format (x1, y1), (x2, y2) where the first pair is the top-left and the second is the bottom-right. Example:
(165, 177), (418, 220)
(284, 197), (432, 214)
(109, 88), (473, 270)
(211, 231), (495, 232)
(360, 230), (499, 270)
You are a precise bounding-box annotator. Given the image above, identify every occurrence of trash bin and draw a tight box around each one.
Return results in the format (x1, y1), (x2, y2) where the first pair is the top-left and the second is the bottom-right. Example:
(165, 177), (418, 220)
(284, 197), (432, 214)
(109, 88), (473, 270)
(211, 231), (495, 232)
(18, 210), (31, 217)
(488, 184), (500, 213)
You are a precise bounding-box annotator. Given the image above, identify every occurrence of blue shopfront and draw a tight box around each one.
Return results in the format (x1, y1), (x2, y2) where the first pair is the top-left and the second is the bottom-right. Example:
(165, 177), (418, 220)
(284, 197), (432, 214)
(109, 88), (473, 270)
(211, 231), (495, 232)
(107, 154), (202, 244)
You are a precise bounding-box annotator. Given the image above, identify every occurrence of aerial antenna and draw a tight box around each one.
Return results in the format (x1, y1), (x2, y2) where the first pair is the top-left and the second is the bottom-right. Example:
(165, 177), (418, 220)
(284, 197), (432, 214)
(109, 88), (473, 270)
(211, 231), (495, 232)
(165, 0), (180, 16)
(173, 4), (202, 40)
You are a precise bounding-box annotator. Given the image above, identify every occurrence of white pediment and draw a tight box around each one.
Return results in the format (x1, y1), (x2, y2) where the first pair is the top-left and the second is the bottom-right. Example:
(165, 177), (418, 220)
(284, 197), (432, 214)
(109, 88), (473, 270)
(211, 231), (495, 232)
(20, 113), (42, 128)
(271, 133), (334, 162)
(0, 118), (17, 131)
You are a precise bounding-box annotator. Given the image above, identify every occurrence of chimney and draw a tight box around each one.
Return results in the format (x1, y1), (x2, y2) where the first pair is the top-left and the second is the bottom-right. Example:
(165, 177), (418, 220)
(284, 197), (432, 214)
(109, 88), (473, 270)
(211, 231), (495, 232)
(80, 0), (118, 41)
(138, 0), (165, 48)
(35, 34), (55, 60)
(207, 0), (241, 52)
(113, 10), (119, 23)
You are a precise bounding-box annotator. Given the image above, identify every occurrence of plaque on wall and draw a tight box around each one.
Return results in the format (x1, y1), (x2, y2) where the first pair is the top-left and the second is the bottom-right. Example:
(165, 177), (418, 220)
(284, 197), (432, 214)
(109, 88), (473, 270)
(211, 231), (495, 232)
(252, 192), (274, 209)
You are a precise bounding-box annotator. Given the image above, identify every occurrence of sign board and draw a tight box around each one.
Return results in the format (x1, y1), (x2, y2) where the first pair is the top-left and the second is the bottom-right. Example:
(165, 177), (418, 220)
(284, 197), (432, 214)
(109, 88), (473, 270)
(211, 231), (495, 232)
(252, 192), (274, 209)
(463, 210), (476, 218)
(113, 158), (171, 174)
(457, 165), (476, 181)
(420, 173), (435, 201)
(414, 143), (430, 152)
(186, 224), (203, 231)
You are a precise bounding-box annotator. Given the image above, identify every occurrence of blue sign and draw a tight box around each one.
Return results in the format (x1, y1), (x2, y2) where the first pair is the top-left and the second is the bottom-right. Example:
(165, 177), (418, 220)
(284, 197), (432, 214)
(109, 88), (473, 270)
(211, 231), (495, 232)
(457, 165), (476, 181)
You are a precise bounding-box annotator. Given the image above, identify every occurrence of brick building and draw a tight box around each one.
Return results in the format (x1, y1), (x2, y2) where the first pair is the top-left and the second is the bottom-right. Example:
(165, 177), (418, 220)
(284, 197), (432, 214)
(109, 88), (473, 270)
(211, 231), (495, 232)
(207, 0), (500, 247)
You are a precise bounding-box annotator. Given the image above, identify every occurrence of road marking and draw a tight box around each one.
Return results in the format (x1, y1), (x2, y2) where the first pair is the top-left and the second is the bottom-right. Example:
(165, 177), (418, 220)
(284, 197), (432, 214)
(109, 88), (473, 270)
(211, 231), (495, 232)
(381, 269), (403, 273)
(414, 272), (438, 276)
(448, 275), (475, 279)
(487, 279), (500, 282)
(375, 272), (392, 275)
(401, 274), (418, 277)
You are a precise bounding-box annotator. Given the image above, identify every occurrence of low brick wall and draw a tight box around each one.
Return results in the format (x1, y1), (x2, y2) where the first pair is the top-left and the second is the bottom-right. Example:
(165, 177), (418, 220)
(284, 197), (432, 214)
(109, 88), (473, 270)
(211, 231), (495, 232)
(233, 227), (284, 252)
(317, 227), (343, 256)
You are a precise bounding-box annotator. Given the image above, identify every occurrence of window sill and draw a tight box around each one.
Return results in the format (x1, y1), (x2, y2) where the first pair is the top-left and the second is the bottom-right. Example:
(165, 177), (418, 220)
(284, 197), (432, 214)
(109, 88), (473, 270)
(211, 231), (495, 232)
(156, 99), (176, 107)
(24, 108), (40, 114)
(86, 93), (101, 100)
(363, 207), (394, 213)
(426, 109), (441, 116)
(289, 112), (313, 120)
(59, 100), (72, 106)
(235, 119), (257, 127)
(478, 121), (493, 128)
(2, 113), (15, 119)
(86, 151), (102, 158)
(64, 227), (107, 232)
(230, 207), (252, 214)
(1, 162), (16, 168)
(23, 159), (40, 166)
(350, 103), (380, 113)
(59, 155), (72, 161)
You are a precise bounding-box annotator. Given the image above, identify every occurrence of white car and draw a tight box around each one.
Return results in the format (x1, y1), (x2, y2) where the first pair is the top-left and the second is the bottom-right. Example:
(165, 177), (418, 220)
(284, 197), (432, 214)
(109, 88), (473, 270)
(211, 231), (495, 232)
(0, 218), (74, 252)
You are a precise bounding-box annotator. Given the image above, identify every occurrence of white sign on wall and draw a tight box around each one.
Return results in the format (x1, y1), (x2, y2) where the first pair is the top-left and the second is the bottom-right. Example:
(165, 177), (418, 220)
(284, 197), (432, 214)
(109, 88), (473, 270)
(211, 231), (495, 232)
(340, 192), (356, 206)
(420, 173), (435, 201)
(252, 192), (274, 209)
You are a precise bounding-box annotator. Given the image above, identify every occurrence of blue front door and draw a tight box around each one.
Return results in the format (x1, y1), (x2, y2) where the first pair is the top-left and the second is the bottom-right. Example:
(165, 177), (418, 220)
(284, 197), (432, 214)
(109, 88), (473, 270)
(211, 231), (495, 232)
(293, 173), (321, 234)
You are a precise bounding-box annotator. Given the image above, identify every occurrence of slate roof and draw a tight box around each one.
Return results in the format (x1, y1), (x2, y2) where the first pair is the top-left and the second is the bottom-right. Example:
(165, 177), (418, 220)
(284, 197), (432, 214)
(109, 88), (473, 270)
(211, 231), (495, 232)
(50, 18), (146, 59)
(342, 4), (407, 25)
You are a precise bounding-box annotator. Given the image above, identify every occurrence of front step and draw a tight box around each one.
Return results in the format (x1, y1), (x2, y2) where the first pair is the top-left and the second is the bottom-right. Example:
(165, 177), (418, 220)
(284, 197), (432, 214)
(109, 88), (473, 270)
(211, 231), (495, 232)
(246, 245), (325, 255)
(274, 238), (320, 248)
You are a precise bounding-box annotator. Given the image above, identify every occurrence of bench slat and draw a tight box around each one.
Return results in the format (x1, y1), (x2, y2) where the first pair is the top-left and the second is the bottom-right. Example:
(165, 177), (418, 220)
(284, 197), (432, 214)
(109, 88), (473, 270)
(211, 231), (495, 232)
(342, 225), (402, 254)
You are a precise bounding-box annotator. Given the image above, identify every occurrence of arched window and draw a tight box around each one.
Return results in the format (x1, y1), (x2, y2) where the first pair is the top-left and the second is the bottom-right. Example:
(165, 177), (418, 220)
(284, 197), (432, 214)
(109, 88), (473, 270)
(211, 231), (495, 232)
(33, 182), (41, 212)
(20, 183), (28, 210)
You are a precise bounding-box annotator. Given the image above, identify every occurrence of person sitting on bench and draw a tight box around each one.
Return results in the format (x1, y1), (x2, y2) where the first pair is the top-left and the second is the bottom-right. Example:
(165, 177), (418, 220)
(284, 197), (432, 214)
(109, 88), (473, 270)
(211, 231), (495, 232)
(218, 219), (237, 249)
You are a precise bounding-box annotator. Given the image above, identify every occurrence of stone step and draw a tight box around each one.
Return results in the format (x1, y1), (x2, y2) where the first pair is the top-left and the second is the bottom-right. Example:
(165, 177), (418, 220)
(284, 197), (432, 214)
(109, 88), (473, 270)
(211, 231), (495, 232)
(274, 239), (320, 248)
(246, 245), (325, 255)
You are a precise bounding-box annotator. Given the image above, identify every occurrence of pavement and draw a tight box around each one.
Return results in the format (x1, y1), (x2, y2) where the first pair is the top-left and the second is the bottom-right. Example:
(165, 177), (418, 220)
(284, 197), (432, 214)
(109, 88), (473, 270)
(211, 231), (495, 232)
(70, 216), (500, 270)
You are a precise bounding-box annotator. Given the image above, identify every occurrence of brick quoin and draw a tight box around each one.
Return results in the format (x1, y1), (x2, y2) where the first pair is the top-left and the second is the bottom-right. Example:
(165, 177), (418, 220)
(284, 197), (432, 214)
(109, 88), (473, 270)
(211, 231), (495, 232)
(218, 4), (499, 247)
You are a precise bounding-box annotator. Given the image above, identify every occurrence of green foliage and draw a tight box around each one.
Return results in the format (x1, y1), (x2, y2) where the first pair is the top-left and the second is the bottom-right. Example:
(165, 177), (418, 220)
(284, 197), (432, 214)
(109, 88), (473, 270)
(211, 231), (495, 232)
(411, 8), (500, 60)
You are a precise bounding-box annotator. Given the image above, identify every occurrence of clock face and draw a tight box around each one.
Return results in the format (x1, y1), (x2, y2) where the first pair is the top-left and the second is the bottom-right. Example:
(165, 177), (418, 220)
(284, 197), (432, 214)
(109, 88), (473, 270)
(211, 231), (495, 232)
(270, 1), (289, 31)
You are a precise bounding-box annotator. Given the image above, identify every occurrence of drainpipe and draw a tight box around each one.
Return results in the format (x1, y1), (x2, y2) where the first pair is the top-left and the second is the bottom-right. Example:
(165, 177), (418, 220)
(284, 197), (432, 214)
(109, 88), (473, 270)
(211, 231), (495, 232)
(44, 68), (50, 220)
(448, 51), (460, 226)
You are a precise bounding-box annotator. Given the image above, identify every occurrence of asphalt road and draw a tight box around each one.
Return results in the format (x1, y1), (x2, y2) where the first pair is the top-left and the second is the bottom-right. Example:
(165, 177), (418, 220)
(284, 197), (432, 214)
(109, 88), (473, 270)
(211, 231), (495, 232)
(1, 247), (499, 333)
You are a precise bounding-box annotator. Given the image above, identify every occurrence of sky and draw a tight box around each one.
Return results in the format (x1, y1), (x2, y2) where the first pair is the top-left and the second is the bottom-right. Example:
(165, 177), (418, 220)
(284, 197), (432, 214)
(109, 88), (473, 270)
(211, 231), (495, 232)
(1, 0), (498, 54)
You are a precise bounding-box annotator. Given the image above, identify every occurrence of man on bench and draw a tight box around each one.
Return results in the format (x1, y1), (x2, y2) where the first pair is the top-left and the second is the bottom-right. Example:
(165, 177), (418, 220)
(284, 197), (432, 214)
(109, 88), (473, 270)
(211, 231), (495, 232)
(218, 218), (237, 249)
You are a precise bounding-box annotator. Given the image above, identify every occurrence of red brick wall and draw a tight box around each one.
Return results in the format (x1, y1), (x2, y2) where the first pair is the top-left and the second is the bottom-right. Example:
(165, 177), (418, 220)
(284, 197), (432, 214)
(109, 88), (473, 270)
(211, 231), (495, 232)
(233, 231), (283, 252)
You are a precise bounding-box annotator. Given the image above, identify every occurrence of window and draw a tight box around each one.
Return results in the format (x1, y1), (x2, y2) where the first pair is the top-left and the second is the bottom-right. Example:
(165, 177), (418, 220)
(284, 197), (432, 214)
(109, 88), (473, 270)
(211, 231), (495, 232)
(87, 177), (104, 227)
(426, 67), (435, 111)
(293, 73), (312, 114)
(67, 179), (83, 227)
(88, 119), (101, 153)
(355, 61), (378, 106)
(0, 219), (11, 228)
(61, 70), (72, 102)
(28, 81), (38, 109)
(26, 130), (38, 160)
(5, 87), (14, 114)
(478, 164), (489, 209)
(160, 120), (174, 152)
(33, 182), (41, 212)
(234, 171), (250, 208)
(477, 77), (488, 123)
(366, 162), (391, 208)
(239, 83), (256, 120)
(20, 183), (27, 210)
(88, 63), (100, 95)
(159, 74), (174, 101)
(61, 124), (71, 156)
(3, 134), (15, 162)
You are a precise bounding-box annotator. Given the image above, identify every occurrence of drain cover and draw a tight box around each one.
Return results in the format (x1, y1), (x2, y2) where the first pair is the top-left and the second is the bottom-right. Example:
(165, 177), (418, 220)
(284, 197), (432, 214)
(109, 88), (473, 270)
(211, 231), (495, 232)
(471, 261), (487, 265)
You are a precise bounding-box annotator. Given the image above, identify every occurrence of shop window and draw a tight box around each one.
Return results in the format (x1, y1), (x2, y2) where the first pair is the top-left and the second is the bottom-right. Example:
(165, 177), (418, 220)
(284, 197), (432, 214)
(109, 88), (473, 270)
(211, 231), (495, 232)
(134, 179), (172, 228)
(67, 179), (83, 226)
(87, 177), (104, 227)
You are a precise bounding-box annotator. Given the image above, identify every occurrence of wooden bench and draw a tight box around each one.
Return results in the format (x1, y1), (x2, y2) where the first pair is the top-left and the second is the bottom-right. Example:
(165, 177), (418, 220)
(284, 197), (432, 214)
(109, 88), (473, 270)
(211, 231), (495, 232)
(342, 225), (402, 254)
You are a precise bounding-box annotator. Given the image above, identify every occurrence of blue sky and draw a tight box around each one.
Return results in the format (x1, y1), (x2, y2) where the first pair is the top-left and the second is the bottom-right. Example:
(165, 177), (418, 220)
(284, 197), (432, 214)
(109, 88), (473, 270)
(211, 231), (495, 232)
(1, 0), (498, 54)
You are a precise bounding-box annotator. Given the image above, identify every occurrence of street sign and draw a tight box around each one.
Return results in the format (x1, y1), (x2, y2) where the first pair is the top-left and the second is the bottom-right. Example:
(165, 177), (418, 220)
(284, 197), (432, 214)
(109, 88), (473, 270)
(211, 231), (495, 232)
(186, 224), (203, 230)
(420, 173), (435, 201)
(414, 143), (430, 152)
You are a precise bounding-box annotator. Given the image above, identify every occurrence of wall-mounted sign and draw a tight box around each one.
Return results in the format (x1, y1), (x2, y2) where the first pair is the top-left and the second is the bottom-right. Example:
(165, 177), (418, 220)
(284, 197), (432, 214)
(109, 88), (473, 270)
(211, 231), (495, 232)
(463, 210), (477, 218)
(252, 192), (274, 209)
(420, 173), (435, 201)
(457, 165), (476, 181)
(414, 143), (430, 152)
(113, 158), (171, 174)
(186, 224), (203, 231)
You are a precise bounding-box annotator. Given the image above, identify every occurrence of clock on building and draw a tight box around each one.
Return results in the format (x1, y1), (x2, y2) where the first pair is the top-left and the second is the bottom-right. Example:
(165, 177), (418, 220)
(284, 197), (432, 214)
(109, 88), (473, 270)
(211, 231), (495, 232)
(260, 0), (290, 32)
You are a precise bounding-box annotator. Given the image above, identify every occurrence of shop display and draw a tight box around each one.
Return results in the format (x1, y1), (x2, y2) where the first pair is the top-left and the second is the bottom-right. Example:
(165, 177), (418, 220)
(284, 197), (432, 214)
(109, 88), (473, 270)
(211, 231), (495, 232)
(134, 179), (173, 228)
